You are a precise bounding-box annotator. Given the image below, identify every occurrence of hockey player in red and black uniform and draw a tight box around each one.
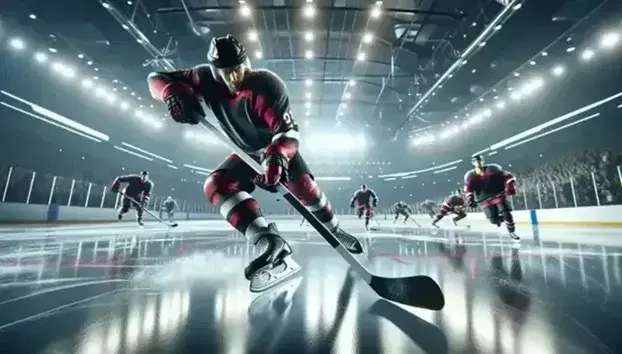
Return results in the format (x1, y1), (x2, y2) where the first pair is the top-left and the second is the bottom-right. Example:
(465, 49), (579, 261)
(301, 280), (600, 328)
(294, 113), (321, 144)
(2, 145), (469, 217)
(432, 190), (469, 228)
(464, 155), (519, 240)
(393, 201), (413, 224)
(350, 184), (378, 230)
(111, 170), (154, 227)
(147, 35), (363, 291)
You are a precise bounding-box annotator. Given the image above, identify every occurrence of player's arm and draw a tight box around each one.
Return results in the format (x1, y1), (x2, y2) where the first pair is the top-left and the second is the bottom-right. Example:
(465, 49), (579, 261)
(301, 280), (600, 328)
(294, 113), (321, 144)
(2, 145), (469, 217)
(502, 168), (517, 195)
(463, 171), (476, 207)
(174, 200), (179, 210)
(370, 190), (378, 207)
(350, 192), (358, 208)
(147, 65), (210, 124)
(261, 74), (299, 165)
(111, 175), (132, 192)
(143, 181), (153, 203)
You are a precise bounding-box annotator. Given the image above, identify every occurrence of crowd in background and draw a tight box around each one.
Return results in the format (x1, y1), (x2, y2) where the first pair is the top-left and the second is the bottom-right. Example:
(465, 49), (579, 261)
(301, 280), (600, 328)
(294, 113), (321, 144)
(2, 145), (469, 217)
(410, 148), (622, 213)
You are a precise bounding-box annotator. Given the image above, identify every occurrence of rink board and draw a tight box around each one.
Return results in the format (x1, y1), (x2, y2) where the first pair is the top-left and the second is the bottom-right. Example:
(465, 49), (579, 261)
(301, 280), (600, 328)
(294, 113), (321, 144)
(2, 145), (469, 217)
(1, 201), (622, 228)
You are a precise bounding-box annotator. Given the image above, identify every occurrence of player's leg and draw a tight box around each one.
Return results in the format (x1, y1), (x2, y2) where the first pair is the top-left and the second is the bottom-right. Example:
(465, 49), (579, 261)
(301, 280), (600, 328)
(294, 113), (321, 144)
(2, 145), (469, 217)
(357, 207), (364, 219)
(204, 153), (297, 286)
(499, 201), (519, 240)
(134, 199), (144, 226)
(402, 211), (410, 223)
(364, 205), (373, 229)
(452, 210), (466, 226)
(432, 206), (448, 227)
(285, 153), (363, 253)
(483, 204), (501, 227)
(118, 197), (131, 220)
(394, 211), (399, 223)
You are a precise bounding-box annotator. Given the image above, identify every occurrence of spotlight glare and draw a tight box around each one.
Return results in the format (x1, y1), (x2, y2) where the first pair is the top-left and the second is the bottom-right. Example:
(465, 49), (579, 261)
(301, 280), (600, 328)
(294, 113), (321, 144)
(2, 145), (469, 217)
(344, 92), (352, 100)
(305, 50), (314, 59)
(580, 49), (594, 60)
(552, 65), (564, 76)
(254, 50), (263, 59)
(356, 52), (367, 61)
(9, 38), (25, 50)
(304, 31), (314, 42)
(248, 30), (258, 42)
(240, 4), (252, 17)
(81, 78), (94, 88)
(29, 14), (37, 20)
(600, 32), (619, 48)
(95, 86), (107, 98)
(120, 101), (130, 111)
(348, 79), (356, 86)
(34, 52), (48, 63)
(303, 4), (316, 18)
(305, 78), (313, 87)
(362, 32), (373, 44)
(496, 101), (506, 109)
(370, 6), (382, 18)
(305, 102), (312, 108)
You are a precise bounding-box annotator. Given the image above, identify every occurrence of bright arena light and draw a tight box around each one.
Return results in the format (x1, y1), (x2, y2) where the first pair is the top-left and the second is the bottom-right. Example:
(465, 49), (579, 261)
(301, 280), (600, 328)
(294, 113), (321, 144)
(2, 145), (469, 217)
(9, 38), (26, 50)
(81, 78), (94, 88)
(305, 50), (314, 59)
(95, 86), (107, 98)
(305, 78), (313, 87)
(305, 92), (312, 99)
(356, 52), (367, 61)
(496, 101), (506, 109)
(370, 5), (382, 18)
(600, 32), (620, 49)
(362, 32), (374, 44)
(552, 65), (565, 76)
(120, 101), (130, 111)
(34, 52), (47, 63)
(106, 93), (117, 104)
(304, 31), (314, 42)
(305, 102), (312, 108)
(343, 92), (352, 100)
(239, 4), (252, 17)
(303, 4), (316, 18)
(580, 49), (595, 61)
(254, 50), (262, 59)
(306, 132), (367, 153)
(248, 30), (258, 42)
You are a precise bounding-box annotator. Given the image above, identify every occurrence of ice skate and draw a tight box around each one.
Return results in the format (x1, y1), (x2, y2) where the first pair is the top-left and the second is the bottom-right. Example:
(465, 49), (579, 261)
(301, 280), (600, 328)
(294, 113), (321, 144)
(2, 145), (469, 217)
(245, 223), (302, 293)
(137, 218), (144, 227)
(117, 213), (123, 221)
(509, 231), (520, 241)
(332, 226), (364, 253)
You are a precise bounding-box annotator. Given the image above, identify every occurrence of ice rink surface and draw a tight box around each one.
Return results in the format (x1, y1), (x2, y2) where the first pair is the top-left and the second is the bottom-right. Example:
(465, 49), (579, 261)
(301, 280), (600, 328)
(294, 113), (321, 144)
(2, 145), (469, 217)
(0, 218), (620, 354)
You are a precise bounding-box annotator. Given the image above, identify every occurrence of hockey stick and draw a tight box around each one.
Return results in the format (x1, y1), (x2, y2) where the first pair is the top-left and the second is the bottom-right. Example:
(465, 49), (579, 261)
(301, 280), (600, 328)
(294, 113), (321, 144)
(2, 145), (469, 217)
(198, 117), (444, 310)
(120, 192), (179, 228)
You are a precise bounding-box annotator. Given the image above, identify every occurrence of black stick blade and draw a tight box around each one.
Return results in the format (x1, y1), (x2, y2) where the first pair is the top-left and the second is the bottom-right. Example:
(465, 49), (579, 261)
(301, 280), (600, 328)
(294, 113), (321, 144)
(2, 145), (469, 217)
(369, 275), (445, 310)
(170, 223), (179, 228)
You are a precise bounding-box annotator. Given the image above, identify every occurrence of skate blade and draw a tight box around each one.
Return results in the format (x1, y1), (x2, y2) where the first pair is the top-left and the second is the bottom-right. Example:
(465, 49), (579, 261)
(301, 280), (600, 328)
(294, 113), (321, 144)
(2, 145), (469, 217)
(248, 276), (302, 320)
(249, 256), (302, 293)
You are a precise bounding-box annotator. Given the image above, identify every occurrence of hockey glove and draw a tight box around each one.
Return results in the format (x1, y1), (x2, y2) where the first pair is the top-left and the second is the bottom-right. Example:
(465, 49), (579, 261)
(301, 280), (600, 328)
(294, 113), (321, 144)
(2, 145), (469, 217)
(255, 153), (288, 189)
(466, 193), (476, 208)
(164, 83), (205, 125)
(350, 202), (355, 208)
(505, 182), (517, 196)
(373, 200), (378, 207)
(110, 184), (119, 194)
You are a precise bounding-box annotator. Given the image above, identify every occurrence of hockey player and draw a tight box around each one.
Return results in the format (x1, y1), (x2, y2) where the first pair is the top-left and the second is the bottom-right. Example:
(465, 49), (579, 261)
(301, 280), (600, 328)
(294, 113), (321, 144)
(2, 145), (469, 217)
(162, 196), (179, 222)
(111, 171), (154, 227)
(432, 190), (469, 228)
(147, 35), (363, 291)
(350, 184), (378, 230)
(421, 200), (437, 219)
(464, 155), (519, 240)
(393, 201), (413, 223)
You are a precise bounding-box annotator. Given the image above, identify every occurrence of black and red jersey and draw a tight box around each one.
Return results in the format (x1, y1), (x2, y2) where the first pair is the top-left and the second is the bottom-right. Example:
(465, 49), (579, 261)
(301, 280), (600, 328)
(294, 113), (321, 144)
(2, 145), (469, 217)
(111, 175), (153, 200)
(148, 66), (299, 160)
(351, 189), (378, 207)
(463, 164), (516, 206)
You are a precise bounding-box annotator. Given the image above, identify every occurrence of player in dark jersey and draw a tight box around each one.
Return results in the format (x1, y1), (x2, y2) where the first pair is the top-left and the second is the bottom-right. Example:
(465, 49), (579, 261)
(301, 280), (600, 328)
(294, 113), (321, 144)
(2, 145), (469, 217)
(464, 155), (519, 240)
(393, 201), (413, 224)
(432, 190), (469, 228)
(148, 35), (363, 291)
(350, 184), (378, 230)
(162, 196), (179, 222)
(421, 200), (437, 219)
(111, 170), (154, 227)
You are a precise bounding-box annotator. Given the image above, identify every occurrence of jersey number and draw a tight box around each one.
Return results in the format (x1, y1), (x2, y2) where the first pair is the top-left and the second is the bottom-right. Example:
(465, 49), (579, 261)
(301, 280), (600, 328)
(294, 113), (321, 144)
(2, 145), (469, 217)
(282, 111), (293, 126)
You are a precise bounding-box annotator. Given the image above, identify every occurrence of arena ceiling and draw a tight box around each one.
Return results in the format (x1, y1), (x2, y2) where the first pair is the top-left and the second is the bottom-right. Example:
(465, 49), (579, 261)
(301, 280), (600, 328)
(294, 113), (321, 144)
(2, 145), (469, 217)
(0, 0), (613, 166)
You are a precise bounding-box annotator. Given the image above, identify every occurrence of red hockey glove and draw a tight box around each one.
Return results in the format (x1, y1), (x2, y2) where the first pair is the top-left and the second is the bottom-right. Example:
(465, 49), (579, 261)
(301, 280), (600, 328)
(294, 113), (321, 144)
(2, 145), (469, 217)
(163, 83), (205, 125)
(255, 154), (288, 188)
(505, 182), (517, 196)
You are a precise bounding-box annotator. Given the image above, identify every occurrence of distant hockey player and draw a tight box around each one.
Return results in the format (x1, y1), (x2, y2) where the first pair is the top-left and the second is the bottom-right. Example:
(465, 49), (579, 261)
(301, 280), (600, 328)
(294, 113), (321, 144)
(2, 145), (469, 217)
(464, 155), (519, 240)
(421, 200), (437, 219)
(432, 190), (469, 228)
(148, 34), (363, 292)
(393, 201), (413, 223)
(350, 184), (378, 230)
(111, 170), (154, 227)
(162, 196), (179, 222)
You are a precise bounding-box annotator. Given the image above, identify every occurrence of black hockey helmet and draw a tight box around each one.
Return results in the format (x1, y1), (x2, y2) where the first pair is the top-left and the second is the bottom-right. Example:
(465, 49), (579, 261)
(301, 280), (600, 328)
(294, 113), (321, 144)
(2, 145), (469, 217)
(471, 154), (484, 162)
(361, 184), (367, 190)
(140, 170), (149, 176)
(207, 35), (248, 69)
